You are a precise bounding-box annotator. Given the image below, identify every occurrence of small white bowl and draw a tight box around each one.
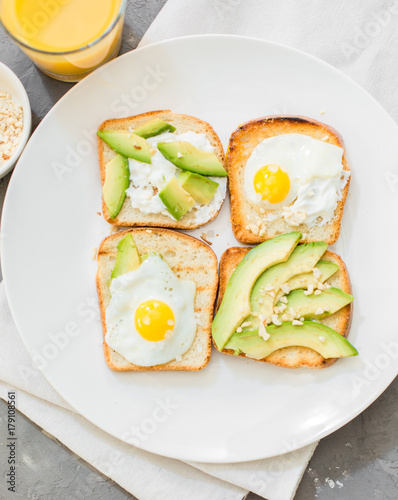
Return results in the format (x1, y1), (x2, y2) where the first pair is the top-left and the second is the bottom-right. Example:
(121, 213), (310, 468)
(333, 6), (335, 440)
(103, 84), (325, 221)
(0, 61), (32, 179)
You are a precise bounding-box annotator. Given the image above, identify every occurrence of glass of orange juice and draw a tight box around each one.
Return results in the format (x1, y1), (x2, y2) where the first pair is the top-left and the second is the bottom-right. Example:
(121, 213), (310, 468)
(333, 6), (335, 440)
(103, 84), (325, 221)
(0, 0), (126, 82)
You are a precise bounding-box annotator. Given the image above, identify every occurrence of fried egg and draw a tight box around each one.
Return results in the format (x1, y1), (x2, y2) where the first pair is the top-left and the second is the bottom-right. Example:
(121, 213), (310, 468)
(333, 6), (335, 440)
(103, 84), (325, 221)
(125, 130), (227, 223)
(244, 134), (348, 224)
(105, 255), (196, 366)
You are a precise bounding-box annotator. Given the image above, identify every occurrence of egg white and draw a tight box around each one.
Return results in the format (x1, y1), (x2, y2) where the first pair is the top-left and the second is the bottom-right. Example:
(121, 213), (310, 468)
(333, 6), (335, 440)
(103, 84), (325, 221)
(244, 133), (346, 214)
(125, 131), (227, 223)
(105, 255), (196, 367)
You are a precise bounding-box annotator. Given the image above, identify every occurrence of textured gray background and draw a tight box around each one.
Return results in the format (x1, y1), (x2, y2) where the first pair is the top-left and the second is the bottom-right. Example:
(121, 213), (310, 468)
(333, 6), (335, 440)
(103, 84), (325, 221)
(0, 1), (397, 499)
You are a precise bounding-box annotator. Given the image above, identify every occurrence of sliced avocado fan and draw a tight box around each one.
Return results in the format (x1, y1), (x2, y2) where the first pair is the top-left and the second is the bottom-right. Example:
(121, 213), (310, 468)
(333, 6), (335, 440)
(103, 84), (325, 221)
(212, 232), (302, 350)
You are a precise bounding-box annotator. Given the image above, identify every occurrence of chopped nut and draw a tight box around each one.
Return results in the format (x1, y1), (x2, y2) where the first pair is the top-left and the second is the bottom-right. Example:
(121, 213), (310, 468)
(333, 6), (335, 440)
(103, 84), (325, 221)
(0, 91), (24, 165)
(201, 233), (212, 245)
(272, 314), (282, 326)
(91, 247), (98, 260)
(241, 321), (252, 328)
(281, 283), (291, 294)
(313, 267), (322, 279)
(258, 322), (270, 341)
(304, 284), (314, 296)
(292, 320), (303, 326)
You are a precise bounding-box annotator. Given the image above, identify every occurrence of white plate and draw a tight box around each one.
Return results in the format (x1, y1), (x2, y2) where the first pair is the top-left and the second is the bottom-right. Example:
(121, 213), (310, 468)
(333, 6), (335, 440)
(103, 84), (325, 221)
(2, 35), (398, 463)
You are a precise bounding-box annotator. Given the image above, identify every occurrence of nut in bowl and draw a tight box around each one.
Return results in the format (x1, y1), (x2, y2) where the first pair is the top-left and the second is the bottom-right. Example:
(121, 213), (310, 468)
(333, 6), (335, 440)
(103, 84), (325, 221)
(0, 62), (31, 178)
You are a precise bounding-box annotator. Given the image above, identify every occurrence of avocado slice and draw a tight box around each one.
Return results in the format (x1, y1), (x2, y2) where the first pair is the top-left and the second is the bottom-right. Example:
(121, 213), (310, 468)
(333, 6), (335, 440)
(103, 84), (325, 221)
(225, 322), (358, 359)
(279, 287), (353, 320)
(177, 171), (219, 204)
(133, 118), (176, 138)
(212, 232), (302, 350)
(102, 155), (130, 219)
(275, 260), (340, 301)
(97, 130), (151, 163)
(249, 242), (328, 325)
(158, 176), (196, 220)
(157, 141), (227, 176)
(111, 234), (140, 281)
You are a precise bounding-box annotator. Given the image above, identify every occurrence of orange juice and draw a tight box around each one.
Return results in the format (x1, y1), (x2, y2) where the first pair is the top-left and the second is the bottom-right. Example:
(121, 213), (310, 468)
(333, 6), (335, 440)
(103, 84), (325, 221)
(0, 0), (126, 81)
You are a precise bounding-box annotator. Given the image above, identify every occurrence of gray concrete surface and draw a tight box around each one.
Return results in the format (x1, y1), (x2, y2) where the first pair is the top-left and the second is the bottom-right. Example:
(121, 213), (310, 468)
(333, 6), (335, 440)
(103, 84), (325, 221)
(0, 1), (397, 499)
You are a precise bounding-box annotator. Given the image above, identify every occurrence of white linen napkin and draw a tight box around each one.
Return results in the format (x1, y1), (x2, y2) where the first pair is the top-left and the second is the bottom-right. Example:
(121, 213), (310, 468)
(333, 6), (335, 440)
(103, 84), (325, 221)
(2, 0), (396, 498)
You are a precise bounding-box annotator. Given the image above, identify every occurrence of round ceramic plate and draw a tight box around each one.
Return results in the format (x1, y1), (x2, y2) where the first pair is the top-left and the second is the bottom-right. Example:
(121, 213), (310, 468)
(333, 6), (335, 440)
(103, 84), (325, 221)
(2, 35), (398, 463)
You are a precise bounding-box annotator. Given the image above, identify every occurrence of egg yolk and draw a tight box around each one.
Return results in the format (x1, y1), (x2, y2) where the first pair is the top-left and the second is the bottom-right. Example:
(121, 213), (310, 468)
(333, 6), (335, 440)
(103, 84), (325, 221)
(134, 300), (175, 342)
(253, 165), (290, 204)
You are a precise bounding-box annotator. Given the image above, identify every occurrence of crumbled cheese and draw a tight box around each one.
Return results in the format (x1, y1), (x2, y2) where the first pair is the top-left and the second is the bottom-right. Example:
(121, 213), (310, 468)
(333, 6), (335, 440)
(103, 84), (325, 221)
(288, 307), (297, 318)
(280, 296), (288, 304)
(259, 207), (265, 214)
(268, 290), (275, 298)
(278, 303), (287, 312)
(258, 298), (264, 305)
(241, 321), (252, 328)
(315, 307), (324, 315)
(264, 285), (274, 292)
(0, 91), (24, 166)
(167, 319), (174, 326)
(314, 289), (322, 295)
(281, 313), (290, 322)
(292, 320), (303, 326)
(177, 152), (183, 158)
(236, 327), (243, 333)
(319, 336), (326, 343)
(300, 317), (305, 322)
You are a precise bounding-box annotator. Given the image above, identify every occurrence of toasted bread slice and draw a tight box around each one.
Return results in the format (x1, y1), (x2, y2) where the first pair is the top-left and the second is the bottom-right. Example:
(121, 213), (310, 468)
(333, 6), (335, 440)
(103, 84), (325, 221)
(216, 248), (352, 369)
(227, 116), (350, 245)
(98, 110), (226, 229)
(96, 228), (218, 371)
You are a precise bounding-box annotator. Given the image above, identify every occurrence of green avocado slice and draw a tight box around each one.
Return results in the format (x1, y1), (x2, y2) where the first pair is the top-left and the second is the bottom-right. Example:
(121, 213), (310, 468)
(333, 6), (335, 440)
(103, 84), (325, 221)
(102, 155), (130, 219)
(225, 322), (358, 360)
(279, 287), (353, 320)
(212, 232), (302, 350)
(111, 234), (140, 281)
(177, 171), (219, 204)
(133, 118), (176, 138)
(97, 130), (151, 163)
(158, 176), (196, 220)
(248, 242), (328, 326)
(157, 141), (227, 176)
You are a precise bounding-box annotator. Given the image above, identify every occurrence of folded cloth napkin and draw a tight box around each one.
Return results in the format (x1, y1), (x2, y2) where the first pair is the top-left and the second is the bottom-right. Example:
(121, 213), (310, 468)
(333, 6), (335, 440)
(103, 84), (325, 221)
(0, 282), (316, 500)
(2, 0), (397, 498)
